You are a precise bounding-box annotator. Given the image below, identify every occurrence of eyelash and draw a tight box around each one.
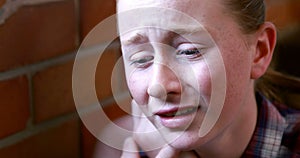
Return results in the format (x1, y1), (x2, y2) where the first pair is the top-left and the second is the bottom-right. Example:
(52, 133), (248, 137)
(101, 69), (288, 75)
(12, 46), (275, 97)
(176, 48), (203, 59)
(129, 47), (204, 68)
(130, 56), (154, 68)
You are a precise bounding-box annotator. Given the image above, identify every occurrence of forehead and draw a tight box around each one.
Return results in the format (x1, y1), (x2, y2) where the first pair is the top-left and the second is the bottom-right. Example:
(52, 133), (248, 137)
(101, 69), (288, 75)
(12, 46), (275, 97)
(117, 0), (226, 18)
(118, 0), (193, 11)
(117, 0), (220, 13)
(117, 8), (203, 36)
(117, 0), (227, 35)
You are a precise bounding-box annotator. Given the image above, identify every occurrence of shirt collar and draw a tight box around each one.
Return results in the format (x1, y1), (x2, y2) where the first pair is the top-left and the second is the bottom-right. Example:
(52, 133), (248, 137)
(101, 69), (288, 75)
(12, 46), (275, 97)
(242, 93), (288, 157)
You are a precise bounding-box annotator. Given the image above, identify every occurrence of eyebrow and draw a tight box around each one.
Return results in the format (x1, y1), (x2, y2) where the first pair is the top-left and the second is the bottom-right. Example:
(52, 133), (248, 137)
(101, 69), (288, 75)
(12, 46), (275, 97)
(121, 32), (148, 46)
(121, 25), (204, 46)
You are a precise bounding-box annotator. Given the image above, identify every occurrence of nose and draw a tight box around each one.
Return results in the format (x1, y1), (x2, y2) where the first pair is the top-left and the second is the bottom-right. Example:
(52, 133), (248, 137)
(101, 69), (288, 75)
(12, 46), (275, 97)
(147, 63), (181, 100)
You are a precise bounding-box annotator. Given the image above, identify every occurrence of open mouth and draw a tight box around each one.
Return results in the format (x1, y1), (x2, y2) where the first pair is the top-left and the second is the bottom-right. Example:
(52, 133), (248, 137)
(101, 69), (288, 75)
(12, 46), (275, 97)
(153, 106), (200, 128)
(157, 106), (199, 118)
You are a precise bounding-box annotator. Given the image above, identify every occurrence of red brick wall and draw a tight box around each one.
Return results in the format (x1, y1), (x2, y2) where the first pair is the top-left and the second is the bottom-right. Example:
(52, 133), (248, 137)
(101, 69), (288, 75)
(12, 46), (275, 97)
(0, 0), (299, 158)
(0, 0), (128, 158)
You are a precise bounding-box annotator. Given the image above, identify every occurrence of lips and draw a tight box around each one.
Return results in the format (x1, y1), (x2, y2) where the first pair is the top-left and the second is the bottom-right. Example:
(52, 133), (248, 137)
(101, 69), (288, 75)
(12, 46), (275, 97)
(155, 107), (199, 117)
(154, 106), (200, 128)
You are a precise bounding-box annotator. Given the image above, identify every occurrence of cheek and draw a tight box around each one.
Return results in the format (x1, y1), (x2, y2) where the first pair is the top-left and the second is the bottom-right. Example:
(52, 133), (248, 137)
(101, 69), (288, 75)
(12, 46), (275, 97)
(190, 64), (212, 105)
(224, 46), (253, 96)
(127, 71), (149, 105)
(211, 27), (253, 97)
(217, 38), (254, 119)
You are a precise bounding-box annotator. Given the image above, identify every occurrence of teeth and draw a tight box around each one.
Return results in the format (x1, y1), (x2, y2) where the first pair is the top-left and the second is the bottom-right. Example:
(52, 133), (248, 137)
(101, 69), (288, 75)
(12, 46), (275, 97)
(165, 113), (175, 117)
(177, 107), (197, 115)
(164, 107), (197, 117)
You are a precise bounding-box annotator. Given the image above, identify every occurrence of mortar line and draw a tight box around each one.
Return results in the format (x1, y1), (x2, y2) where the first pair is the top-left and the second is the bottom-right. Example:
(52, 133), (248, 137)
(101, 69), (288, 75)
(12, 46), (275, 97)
(0, 42), (120, 81)
(0, 52), (76, 81)
(0, 90), (129, 149)
(0, 112), (78, 149)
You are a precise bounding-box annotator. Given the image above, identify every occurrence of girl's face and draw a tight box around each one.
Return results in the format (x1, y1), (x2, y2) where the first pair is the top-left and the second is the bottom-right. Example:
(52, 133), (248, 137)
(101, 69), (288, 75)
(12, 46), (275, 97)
(119, 0), (257, 150)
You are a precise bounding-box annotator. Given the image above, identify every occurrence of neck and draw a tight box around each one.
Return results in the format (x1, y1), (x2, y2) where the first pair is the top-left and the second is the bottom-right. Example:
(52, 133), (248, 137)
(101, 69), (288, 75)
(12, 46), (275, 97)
(195, 88), (258, 158)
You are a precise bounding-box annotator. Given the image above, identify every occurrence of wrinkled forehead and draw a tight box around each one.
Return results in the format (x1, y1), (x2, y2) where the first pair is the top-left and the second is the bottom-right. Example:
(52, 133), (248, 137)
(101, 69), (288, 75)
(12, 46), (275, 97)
(118, 7), (203, 36)
(117, 0), (196, 12)
(116, 0), (223, 36)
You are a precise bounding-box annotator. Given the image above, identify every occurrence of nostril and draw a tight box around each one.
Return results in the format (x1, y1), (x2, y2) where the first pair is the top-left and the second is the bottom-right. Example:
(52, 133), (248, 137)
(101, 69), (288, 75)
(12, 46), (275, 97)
(147, 84), (167, 99)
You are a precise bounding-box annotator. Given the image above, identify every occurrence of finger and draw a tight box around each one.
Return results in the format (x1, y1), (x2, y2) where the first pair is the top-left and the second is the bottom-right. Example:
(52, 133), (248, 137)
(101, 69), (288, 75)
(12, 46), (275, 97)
(131, 100), (142, 130)
(121, 137), (140, 158)
(131, 100), (142, 116)
(155, 145), (179, 158)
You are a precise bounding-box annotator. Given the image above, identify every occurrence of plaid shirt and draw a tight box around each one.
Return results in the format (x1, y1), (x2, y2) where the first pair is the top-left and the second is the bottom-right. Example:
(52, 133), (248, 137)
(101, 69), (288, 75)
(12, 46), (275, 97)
(242, 93), (300, 158)
(139, 94), (300, 158)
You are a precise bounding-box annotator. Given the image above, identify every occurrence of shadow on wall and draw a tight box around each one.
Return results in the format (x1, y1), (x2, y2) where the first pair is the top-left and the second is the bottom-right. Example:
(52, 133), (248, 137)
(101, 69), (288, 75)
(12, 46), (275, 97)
(261, 25), (300, 110)
(273, 26), (300, 78)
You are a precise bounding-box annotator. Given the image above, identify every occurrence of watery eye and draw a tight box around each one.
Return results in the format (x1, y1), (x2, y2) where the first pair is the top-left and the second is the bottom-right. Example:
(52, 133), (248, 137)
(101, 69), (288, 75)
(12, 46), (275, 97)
(131, 56), (154, 68)
(178, 49), (200, 55)
(176, 48), (203, 60)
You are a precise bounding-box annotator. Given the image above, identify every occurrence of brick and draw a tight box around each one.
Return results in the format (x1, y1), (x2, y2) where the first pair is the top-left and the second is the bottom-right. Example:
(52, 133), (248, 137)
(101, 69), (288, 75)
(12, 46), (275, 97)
(33, 44), (121, 123)
(114, 57), (130, 94)
(109, 44), (129, 94)
(0, 76), (30, 138)
(0, 118), (80, 158)
(80, 0), (116, 39)
(95, 46), (121, 101)
(81, 124), (98, 158)
(79, 106), (107, 153)
(33, 61), (75, 123)
(79, 99), (131, 137)
(0, 0), (78, 72)
(0, 0), (5, 7)
(72, 44), (121, 111)
(72, 53), (101, 109)
(79, 101), (129, 136)
(80, 19), (118, 48)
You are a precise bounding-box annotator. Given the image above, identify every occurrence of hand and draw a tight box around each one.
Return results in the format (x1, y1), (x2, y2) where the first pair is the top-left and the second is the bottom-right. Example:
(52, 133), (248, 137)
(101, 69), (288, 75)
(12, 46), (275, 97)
(121, 137), (182, 158)
(121, 137), (198, 158)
